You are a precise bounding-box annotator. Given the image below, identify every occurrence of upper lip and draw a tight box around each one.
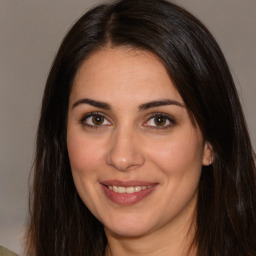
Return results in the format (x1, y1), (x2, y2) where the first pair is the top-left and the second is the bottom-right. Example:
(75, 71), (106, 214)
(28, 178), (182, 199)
(100, 179), (157, 187)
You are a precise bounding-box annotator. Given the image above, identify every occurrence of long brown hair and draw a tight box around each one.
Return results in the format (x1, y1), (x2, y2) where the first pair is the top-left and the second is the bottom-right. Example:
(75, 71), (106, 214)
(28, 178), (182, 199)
(26, 0), (256, 255)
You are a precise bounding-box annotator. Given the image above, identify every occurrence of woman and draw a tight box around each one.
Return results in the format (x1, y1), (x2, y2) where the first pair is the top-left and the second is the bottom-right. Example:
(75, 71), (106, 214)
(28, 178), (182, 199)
(26, 0), (256, 255)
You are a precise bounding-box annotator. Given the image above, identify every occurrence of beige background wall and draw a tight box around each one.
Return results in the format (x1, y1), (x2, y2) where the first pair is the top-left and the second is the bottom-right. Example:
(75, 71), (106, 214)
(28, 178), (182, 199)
(0, 0), (255, 254)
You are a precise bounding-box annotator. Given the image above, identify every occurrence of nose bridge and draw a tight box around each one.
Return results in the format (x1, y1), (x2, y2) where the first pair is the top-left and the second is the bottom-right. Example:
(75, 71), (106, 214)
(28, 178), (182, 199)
(106, 123), (145, 171)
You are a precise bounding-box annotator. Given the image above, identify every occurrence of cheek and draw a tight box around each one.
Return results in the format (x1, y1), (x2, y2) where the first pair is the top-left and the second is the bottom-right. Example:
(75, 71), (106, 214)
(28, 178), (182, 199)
(146, 129), (204, 177)
(67, 132), (104, 178)
(67, 132), (105, 212)
(145, 129), (204, 218)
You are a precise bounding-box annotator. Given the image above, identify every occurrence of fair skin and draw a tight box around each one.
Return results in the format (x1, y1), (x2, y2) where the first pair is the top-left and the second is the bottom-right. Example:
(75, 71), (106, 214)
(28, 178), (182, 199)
(67, 47), (212, 256)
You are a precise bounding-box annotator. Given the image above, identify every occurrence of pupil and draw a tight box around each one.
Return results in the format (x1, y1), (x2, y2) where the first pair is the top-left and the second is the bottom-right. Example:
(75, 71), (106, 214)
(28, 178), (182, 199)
(92, 115), (103, 125)
(154, 116), (166, 126)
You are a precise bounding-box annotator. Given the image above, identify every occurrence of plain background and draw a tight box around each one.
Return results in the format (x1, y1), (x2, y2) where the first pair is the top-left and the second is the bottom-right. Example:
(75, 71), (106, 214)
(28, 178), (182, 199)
(0, 0), (255, 254)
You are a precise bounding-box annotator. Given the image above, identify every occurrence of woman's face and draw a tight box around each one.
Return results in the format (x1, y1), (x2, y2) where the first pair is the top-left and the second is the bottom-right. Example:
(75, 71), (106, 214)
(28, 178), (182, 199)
(67, 47), (212, 238)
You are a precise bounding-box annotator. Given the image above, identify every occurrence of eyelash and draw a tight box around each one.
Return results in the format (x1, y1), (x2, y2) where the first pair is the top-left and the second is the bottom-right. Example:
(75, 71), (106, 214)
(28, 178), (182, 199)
(80, 112), (111, 129)
(79, 112), (175, 130)
(144, 113), (176, 130)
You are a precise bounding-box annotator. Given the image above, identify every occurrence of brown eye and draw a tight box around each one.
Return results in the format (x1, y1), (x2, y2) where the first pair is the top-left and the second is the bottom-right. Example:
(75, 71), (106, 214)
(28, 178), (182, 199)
(92, 115), (105, 125)
(153, 116), (167, 126)
(144, 114), (175, 129)
(82, 113), (111, 127)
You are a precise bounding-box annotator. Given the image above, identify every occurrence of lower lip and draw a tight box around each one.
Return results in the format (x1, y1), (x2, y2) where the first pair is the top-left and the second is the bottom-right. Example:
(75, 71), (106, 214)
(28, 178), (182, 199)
(101, 184), (157, 205)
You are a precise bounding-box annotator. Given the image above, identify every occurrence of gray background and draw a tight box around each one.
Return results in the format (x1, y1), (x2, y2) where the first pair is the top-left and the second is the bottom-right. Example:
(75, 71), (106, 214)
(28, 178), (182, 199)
(0, 0), (255, 255)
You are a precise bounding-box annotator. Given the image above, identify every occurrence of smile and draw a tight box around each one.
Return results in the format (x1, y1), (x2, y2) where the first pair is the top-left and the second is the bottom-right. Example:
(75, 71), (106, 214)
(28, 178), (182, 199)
(108, 185), (152, 194)
(100, 180), (157, 205)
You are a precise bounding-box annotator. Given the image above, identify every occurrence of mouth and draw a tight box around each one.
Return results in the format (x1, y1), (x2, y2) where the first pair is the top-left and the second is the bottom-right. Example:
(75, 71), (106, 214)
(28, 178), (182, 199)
(100, 180), (158, 205)
(107, 185), (152, 194)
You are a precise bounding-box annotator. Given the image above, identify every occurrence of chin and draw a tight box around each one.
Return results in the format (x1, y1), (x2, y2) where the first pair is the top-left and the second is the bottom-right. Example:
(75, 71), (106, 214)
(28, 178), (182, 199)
(105, 225), (151, 238)
(103, 214), (157, 238)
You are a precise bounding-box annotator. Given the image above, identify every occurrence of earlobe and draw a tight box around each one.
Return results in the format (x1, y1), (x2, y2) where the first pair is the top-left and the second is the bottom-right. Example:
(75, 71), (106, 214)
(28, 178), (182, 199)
(202, 141), (213, 166)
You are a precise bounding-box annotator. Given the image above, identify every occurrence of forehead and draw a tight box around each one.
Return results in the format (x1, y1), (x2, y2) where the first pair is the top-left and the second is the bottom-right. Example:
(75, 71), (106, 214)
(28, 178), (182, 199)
(70, 47), (183, 105)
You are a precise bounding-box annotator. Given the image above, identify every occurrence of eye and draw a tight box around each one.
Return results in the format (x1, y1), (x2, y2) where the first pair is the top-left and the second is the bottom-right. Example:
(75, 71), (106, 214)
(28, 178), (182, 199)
(81, 112), (111, 127)
(144, 114), (175, 129)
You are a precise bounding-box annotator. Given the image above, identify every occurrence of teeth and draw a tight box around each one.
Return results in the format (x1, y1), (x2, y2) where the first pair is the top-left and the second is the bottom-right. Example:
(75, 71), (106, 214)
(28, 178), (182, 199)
(117, 187), (126, 193)
(135, 186), (141, 192)
(126, 187), (135, 193)
(107, 185), (152, 194)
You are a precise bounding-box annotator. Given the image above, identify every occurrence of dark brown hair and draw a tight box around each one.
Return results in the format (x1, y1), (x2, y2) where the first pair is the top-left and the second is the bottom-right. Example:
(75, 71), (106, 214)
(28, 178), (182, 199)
(26, 0), (256, 255)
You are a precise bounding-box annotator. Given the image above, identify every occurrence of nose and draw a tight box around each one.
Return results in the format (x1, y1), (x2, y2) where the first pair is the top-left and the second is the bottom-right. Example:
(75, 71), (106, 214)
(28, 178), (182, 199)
(106, 127), (145, 172)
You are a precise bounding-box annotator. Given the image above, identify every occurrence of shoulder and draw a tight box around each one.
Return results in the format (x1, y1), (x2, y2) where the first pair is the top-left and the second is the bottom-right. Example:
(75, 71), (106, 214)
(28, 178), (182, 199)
(0, 246), (19, 256)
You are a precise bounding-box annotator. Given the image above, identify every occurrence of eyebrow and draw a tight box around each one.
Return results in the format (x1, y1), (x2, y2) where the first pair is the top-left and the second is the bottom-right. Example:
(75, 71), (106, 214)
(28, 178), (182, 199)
(138, 99), (184, 111)
(72, 98), (111, 110)
(72, 98), (184, 110)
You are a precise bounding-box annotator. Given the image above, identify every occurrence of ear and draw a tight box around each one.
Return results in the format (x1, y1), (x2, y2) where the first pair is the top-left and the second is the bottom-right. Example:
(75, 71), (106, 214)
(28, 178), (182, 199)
(202, 141), (213, 166)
